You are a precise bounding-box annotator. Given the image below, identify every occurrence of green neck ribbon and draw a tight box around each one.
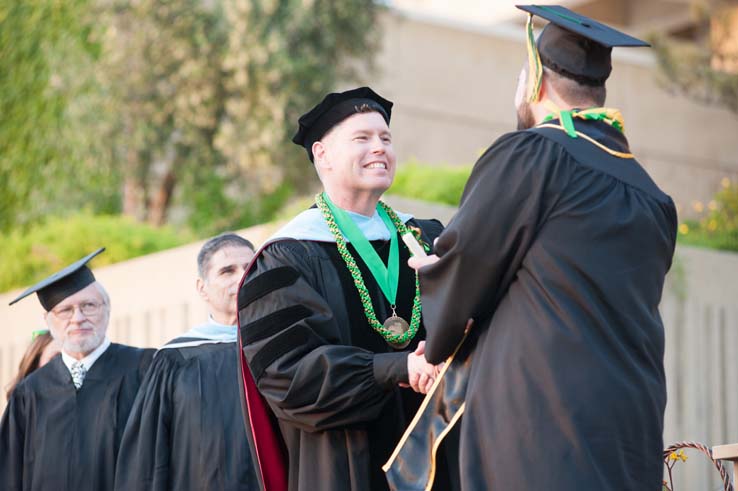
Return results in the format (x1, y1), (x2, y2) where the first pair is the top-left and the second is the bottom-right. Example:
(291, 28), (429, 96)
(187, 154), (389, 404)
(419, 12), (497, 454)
(322, 192), (399, 306)
(542, 106), (626, 138)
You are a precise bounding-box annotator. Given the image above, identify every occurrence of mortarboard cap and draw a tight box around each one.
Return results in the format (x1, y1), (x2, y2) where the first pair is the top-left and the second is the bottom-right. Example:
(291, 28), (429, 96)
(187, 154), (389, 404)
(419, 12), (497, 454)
(8, 248), (105, 311)
(292, 87), (393, 162)
(516, 5), (649, 94)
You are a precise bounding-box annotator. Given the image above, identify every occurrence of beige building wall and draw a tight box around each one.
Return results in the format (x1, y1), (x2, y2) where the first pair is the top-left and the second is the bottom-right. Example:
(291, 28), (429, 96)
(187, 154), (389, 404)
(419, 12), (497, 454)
(369, 9), (738, 218)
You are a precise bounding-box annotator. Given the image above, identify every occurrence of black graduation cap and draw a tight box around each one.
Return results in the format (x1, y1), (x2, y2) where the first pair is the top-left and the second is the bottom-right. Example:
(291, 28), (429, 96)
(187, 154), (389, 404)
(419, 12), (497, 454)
(517, 5), (649, 85)
(292, 86), (393, 162)
(8, 248), (105, 311)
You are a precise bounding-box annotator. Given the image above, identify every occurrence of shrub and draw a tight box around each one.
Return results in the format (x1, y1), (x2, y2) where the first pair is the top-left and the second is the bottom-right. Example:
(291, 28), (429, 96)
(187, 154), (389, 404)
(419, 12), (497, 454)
(677, 179), (738, 252)
(274, 195), (317, 221)
(184, 173), (294, 237)
(389, 162), (472, 206)
(272, 162), (473, 219)
(0, 213), (190, 293)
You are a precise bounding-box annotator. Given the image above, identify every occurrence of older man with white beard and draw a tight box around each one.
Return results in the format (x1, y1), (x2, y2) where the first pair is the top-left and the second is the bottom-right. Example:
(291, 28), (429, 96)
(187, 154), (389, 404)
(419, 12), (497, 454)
(0, 248), (154, 491)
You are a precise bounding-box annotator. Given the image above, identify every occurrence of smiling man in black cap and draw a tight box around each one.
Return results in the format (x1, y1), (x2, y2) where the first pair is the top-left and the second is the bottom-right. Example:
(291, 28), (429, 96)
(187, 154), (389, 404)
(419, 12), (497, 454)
(391, 5), (678, 491)
(235, 87), (456, 491)
(0, 248), (154, 490)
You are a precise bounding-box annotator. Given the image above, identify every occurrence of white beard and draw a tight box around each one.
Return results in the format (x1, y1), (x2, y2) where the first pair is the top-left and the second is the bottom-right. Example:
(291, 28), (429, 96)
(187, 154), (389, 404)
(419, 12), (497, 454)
(62, 330), (104, 357)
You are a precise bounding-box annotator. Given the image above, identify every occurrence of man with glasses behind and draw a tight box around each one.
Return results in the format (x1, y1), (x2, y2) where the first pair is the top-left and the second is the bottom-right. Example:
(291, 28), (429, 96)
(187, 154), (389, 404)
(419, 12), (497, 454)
(0, 248), (154, 491)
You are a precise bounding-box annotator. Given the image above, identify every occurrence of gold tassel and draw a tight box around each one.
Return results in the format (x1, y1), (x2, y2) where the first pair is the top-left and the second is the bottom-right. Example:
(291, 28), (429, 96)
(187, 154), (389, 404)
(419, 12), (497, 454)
(526, 13), (543, 103)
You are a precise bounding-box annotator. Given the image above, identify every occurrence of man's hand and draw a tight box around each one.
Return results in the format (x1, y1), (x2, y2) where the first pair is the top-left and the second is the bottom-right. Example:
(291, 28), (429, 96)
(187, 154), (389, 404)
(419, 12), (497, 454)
(405, 341), (442, 394)
(407, 254), (439, 271)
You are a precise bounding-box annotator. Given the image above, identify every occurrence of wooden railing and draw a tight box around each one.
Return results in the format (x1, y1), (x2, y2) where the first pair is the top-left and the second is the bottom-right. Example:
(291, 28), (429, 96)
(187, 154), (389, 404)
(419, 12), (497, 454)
(713, 444), (738, 491)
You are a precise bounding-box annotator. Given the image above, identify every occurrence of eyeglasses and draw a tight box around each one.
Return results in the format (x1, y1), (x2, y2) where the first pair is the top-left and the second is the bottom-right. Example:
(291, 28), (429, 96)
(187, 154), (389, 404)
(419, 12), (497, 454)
(51, 301), (105, 320)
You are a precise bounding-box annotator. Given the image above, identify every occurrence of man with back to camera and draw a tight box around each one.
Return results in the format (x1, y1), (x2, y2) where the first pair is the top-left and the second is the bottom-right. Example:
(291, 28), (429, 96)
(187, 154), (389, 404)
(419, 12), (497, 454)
(389, 5), (678, 491)
(1, 248), (154, 490)
(115, 233), (258, 490)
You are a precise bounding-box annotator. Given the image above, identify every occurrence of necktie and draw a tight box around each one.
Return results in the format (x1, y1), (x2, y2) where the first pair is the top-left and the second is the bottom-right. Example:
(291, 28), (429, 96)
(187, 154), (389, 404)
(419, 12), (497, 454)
(70, 361), (87, 389)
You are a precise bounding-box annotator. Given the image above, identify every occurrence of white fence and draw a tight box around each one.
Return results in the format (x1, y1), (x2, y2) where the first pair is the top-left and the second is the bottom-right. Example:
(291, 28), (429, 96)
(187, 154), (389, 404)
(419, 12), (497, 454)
(661, 246), (738, 489)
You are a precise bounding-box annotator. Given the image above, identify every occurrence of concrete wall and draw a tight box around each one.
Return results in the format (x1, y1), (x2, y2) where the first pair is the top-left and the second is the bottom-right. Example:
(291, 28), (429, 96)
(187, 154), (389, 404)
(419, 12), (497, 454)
(369, 9), (738, 218)
(661, 246), (738, 489)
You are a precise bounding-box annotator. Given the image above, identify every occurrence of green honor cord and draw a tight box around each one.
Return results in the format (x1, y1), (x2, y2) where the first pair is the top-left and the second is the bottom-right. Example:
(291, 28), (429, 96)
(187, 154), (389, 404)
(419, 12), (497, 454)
(542, 106), (627, 139)
(322, 192), (399, 306)
(317, 192), (422, 347)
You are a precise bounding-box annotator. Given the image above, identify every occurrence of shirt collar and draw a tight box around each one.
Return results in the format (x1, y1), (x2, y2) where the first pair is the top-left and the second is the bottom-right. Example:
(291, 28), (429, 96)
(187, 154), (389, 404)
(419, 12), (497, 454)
(61, 337), (111, 374)
(157, 318), (237, 352)
(207, 314), (236, 328)
(270, 207), (414, 243)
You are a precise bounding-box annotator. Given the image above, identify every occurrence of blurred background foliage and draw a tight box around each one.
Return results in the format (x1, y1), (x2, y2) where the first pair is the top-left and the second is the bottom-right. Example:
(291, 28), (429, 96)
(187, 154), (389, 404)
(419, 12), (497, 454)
(1, 0), (381, 290)
(0, 0), (380, 236)
(0, 0), (115, 232)
(677, 179), (738, 252)
(389, 162), (472, 206)
(3, 0), (738, 292)
(0, 213), (189, 292)
(650, 0), (738, 253)
(650, 0), (738, 115)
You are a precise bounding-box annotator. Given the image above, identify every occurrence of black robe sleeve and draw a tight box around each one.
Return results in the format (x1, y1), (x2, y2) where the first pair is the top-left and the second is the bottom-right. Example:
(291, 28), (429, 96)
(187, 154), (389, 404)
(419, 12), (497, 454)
(0, 385), (26, 491)
(239, 240), (409, 433)
(114, 351), (179, 490)
(420, 131), (563, 364)
(2, 346), (153, 491)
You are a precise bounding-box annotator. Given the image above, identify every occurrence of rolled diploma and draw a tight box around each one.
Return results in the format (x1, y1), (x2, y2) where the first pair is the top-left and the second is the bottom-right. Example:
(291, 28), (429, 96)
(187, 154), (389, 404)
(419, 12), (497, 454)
(401, 232), (427, 257)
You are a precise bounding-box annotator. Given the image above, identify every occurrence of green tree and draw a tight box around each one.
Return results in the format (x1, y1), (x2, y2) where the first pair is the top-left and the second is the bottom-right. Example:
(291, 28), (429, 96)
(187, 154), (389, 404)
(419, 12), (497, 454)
(94, 0), (227, 226)
(0, 212), (189, 292)
(95, 0), (381, 233)
(651, 0), (738, 115)
(1, 0), (381, 236)
(216, 0), (381, 192)
(0, 0), (110, 231)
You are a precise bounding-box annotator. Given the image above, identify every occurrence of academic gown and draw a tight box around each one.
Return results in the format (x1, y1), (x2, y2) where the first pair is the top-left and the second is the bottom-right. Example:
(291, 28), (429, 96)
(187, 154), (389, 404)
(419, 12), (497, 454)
(0, 343), (154, 491)
(415, 120), (677, 490)
(237, 215), (458, 491)
(114, 339), (258, 490)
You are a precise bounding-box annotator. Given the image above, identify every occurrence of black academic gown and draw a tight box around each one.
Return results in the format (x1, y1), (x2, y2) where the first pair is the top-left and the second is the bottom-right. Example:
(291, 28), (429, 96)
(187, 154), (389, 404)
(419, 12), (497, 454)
(114, 341), (258, 490)
(0, 343), (154, 491)
(417, 120), (678, 490)
(237, 217), (457, 491)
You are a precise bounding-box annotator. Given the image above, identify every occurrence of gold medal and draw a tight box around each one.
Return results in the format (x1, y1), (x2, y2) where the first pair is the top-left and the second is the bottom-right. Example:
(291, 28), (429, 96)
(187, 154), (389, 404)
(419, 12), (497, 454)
(383, 314), (411, 349)
(317, 194), (421, 349)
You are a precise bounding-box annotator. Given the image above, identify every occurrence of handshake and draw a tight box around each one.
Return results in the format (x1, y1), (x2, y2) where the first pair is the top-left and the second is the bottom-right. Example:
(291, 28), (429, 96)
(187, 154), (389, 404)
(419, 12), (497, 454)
(402, 253), (445, 394)
(403, 341), (444, 395)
